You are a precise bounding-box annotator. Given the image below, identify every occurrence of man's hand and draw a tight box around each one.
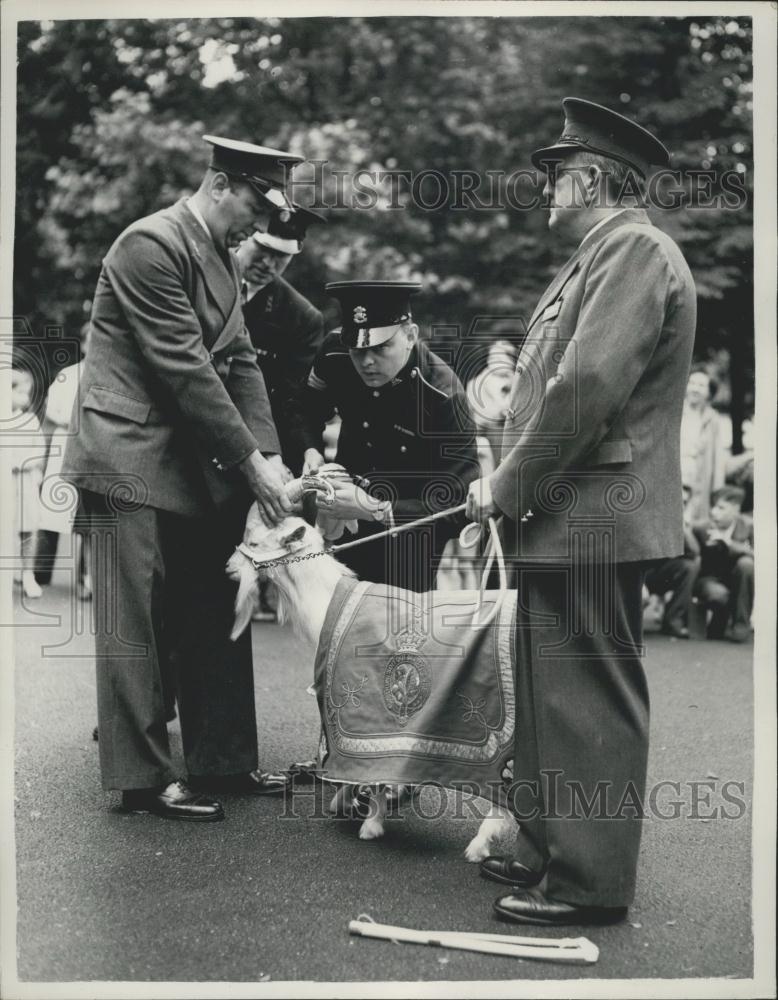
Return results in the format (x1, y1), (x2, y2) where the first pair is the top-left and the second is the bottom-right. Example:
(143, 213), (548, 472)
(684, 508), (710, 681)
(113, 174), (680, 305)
(316, 480), (380, 521)
(303, 448), (325, 476)
(466, 475), (499, 524)
(239, 450), (293, 524)
(267, 453), (294, 484)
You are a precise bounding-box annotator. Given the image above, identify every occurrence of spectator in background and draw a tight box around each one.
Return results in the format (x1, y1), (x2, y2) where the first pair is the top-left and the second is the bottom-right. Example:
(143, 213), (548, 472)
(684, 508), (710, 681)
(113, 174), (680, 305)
(725, 415), (754, 515)
(693, 485), (754, 643)
(680, 367), (726, 521)
(466, 339), (519, 470)
(35, 328), (92, 599)
(11, 368), (46, 599)
(643, 482), (701, 638)
(440, 339), (518, 591)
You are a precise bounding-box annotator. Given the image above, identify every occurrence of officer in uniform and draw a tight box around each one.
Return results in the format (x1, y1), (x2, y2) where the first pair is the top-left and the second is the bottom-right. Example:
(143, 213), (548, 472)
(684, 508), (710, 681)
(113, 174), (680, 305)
(63, 136), (302, 821)
(236, 206), (325, 473)
(467, 99), (696, 924)
(291, 280), (479, 592)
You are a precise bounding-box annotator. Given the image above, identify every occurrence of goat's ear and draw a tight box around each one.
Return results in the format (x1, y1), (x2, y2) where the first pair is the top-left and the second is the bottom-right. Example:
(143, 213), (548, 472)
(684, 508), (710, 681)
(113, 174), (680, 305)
(280, 524), (307, 548)
(229, 552), (259, 641)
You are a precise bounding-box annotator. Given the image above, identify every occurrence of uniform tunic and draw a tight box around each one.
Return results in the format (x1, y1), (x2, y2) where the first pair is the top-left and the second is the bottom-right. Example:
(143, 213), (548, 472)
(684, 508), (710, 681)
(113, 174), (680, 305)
(242, 275), (324, 472)
(291, 335), (479, 592)
(491, 209), (697, 907)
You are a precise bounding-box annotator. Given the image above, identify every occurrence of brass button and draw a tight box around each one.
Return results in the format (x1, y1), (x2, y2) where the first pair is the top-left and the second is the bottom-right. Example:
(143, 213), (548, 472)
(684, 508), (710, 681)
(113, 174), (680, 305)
(366, 441), (373, 448)
(400, 445), (407, 453)
(362, 421), (369, 429)
(372, 390), (380, 398)
(411, 369), (417, 378)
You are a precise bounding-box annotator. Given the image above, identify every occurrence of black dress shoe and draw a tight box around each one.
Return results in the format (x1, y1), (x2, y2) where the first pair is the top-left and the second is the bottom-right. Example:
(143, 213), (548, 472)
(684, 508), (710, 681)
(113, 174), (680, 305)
(494, 888), (627, 926)
(480, 855), (545, 888)
(122, 780), (224, 822)
(189, 769), (290, 796)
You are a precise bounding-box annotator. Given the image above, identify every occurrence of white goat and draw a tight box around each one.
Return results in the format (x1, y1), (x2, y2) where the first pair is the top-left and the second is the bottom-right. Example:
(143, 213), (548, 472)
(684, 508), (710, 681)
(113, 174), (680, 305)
(226, 483), (516, 859)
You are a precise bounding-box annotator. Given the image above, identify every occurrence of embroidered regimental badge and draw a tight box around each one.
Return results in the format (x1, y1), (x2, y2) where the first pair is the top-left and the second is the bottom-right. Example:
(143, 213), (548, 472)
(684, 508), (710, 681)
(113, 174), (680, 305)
(383, 626), (431, 727)
(353, 305), (368, 324)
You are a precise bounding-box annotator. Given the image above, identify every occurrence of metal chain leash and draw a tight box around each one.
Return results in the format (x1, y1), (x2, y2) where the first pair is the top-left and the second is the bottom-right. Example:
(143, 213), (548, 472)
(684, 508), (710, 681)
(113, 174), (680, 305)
(240, 502), (470, 570)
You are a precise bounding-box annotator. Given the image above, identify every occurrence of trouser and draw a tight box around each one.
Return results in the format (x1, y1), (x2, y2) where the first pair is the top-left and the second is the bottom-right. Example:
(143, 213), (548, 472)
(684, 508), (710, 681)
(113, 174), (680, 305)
(696, 554), (754, 636)
(507, 560), (649, 908)
(644, 555), (701, 627)
(81, 489), (259, 790)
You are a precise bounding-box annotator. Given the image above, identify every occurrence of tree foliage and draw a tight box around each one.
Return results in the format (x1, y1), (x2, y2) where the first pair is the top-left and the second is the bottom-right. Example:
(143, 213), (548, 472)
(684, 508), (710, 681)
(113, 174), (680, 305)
(14, 15), (753, 435)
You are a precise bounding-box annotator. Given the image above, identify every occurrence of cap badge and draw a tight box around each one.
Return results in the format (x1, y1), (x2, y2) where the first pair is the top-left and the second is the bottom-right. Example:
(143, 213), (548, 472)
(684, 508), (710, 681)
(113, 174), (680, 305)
(353, 305), (368, 324)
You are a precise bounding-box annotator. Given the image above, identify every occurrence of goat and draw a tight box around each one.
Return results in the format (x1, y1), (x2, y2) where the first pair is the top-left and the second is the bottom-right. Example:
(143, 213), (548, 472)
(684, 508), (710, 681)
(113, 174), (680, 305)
(226, 476), (517, 858)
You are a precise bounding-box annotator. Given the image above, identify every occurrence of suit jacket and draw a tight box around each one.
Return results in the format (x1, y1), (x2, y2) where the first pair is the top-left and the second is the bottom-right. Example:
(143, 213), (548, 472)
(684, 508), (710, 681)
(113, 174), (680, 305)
(62, 199), (280, 516)
(242, 276), (324, 471)
(693, 514), (753, 580)
(492, 209), (697, 563)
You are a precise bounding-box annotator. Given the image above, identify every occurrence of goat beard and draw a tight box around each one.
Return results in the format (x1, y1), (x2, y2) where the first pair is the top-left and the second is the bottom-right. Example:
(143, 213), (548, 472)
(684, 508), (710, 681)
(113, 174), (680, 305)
(228, 551), (260, 641)
(228, 550), (356, 645)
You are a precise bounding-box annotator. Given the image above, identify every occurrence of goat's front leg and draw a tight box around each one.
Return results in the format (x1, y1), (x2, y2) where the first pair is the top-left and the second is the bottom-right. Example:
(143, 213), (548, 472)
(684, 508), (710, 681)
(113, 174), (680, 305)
(358, 787), (388, 840)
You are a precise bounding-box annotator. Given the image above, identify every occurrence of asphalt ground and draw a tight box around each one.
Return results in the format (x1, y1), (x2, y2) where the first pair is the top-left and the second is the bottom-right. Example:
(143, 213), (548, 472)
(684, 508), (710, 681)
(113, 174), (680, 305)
(10, 566), (754, 987)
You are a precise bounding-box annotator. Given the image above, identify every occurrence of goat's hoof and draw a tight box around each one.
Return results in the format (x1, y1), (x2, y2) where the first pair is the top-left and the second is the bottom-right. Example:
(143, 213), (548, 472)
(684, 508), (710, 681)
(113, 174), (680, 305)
(464, 837), (491, 862)
(358, 819), (385, 840)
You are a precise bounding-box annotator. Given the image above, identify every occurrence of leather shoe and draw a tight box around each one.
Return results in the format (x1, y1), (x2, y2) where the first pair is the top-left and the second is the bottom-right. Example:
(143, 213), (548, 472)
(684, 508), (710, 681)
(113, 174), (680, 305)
(494, 888), (627, 926)
(122, 780), (224, 822)
(190, 769), (290, 795)
(480, 855), (545, 888)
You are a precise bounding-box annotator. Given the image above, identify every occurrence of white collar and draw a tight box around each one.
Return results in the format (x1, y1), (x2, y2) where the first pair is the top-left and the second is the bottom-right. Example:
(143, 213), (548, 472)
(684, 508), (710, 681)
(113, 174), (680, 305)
(580, 209), (628, 246)
(185, 197), (212, 240)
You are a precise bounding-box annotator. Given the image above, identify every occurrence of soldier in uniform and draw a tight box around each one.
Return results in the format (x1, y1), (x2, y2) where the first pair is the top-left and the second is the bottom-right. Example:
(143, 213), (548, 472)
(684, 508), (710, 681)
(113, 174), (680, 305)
(467, 99), (697, 924)
(235, 206), (325, 473)
(62, 136), (302, 821)
(291, 280), (479, 592)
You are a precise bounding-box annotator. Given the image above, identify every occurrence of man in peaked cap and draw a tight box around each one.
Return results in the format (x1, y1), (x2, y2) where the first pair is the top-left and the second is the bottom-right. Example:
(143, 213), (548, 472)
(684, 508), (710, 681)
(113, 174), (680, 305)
(62, 135), (305, 821)
(235, 206), (325, 621)
(235, 205), (326, 474)
(289, 280), (479, 592)
(467, 99), (696, 923)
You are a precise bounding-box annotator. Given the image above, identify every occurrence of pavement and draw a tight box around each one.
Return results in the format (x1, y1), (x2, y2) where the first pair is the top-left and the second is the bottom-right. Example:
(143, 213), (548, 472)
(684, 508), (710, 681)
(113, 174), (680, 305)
(9, 567), (754, 986)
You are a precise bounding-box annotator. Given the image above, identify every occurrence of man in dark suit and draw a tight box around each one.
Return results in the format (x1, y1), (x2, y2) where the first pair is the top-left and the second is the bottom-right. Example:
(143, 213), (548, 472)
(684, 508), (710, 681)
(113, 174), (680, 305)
(291, 280), (479, 593)
(236, 206), (325, 474)
(62, 136), (303, 821)
(693, 485), (754, 642)
(467, 99), (697, 924)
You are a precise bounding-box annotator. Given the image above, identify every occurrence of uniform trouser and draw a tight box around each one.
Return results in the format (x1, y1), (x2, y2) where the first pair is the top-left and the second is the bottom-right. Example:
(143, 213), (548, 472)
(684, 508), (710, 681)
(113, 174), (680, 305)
(507, 560), (649, 908)
(81, 489), (259, 791)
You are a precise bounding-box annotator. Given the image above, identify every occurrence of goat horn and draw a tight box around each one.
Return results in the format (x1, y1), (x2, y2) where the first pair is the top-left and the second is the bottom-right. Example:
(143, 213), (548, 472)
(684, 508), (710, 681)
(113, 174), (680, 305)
(301, 474), (336, 506)
(284, 478), (304, 504)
